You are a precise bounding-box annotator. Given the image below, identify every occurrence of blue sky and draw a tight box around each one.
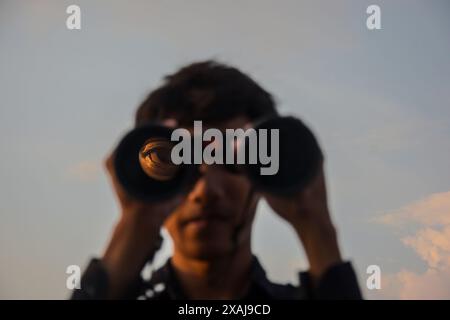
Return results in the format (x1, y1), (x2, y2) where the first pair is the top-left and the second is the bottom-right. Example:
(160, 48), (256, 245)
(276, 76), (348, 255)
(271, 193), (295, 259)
(1, 0), (449, 299)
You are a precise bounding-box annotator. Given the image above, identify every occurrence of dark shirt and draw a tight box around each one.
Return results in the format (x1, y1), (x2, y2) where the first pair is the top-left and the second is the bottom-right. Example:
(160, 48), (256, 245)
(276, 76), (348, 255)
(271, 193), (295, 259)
(71, 255), (362, 300)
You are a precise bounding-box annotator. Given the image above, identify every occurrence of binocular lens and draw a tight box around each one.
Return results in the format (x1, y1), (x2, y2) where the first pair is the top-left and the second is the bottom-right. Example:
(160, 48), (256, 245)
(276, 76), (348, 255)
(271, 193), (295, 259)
(114, 124), (197, 201)
(241, 116), (323, 196)
(139, 138), (178, 181)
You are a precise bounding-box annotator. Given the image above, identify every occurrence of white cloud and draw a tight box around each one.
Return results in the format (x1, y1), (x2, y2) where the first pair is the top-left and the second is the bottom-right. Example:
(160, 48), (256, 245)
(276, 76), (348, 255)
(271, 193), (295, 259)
(382, 268), (450, 300)
(376, 191), (450, 227)
(376, 191), (450, 299)
(402, 226), (450, 270)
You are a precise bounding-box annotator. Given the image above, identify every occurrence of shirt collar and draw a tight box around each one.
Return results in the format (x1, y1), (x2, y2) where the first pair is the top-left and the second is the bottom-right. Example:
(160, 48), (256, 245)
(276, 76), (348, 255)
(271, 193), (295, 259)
(145, 255), (299, 299)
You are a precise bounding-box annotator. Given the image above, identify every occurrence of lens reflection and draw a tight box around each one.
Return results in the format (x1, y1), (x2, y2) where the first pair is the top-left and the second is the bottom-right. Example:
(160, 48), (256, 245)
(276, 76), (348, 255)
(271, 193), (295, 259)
(138, 138), (178, 181)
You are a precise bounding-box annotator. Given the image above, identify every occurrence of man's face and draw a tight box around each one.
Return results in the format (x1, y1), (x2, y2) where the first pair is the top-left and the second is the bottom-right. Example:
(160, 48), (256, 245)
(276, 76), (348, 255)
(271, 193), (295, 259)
(163, 116), (258, 260)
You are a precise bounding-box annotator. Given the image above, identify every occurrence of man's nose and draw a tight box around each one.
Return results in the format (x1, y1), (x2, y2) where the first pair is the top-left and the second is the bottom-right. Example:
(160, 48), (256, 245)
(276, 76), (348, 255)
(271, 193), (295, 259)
(187, 164), (224, 204)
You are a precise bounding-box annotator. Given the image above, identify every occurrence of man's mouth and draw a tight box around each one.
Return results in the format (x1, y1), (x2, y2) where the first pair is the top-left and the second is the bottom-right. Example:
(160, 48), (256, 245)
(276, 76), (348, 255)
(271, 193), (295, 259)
(182, 212), (229, 227)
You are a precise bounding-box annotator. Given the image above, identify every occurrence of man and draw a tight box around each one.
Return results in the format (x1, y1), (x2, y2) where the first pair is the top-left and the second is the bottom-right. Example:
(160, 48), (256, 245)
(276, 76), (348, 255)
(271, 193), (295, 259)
(72, 60), (362, 300)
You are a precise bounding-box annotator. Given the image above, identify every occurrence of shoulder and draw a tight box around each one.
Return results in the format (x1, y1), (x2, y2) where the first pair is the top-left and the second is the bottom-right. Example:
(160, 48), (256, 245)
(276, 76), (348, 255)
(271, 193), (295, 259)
(248, 256), (309, 299)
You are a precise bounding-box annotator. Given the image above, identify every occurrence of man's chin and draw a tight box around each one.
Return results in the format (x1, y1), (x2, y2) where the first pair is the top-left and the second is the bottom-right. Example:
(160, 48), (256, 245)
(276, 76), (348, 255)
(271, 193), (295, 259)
(183, 242), (232, 260)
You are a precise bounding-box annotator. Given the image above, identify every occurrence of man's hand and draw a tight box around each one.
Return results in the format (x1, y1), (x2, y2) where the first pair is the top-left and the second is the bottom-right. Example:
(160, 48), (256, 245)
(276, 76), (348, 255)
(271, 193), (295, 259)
(261, 161), (342, 281)
(101, 152), (184, 299)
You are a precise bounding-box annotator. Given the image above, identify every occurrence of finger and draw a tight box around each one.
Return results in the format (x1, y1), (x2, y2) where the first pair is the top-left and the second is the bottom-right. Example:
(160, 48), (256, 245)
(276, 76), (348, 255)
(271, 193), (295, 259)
(104, 150), (116, 173)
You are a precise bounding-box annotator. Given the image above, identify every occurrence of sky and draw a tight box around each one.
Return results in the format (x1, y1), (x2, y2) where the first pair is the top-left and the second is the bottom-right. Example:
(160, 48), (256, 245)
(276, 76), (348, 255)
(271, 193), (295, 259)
(1, 0), (449, 299)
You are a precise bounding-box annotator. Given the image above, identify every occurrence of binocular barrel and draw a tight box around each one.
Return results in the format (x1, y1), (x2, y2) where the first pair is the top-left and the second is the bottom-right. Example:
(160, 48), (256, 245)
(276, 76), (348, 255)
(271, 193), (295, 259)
(113, 116), (323, 202)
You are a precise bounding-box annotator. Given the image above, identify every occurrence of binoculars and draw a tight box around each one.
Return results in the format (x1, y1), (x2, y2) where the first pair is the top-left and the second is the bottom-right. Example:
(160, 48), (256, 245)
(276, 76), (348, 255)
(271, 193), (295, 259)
(113, 116), (323, 202)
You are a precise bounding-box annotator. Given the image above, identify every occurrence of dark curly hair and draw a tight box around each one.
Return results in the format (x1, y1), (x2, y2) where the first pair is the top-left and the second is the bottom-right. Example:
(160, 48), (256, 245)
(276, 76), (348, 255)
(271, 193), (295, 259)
(135, 60), (278, 127)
